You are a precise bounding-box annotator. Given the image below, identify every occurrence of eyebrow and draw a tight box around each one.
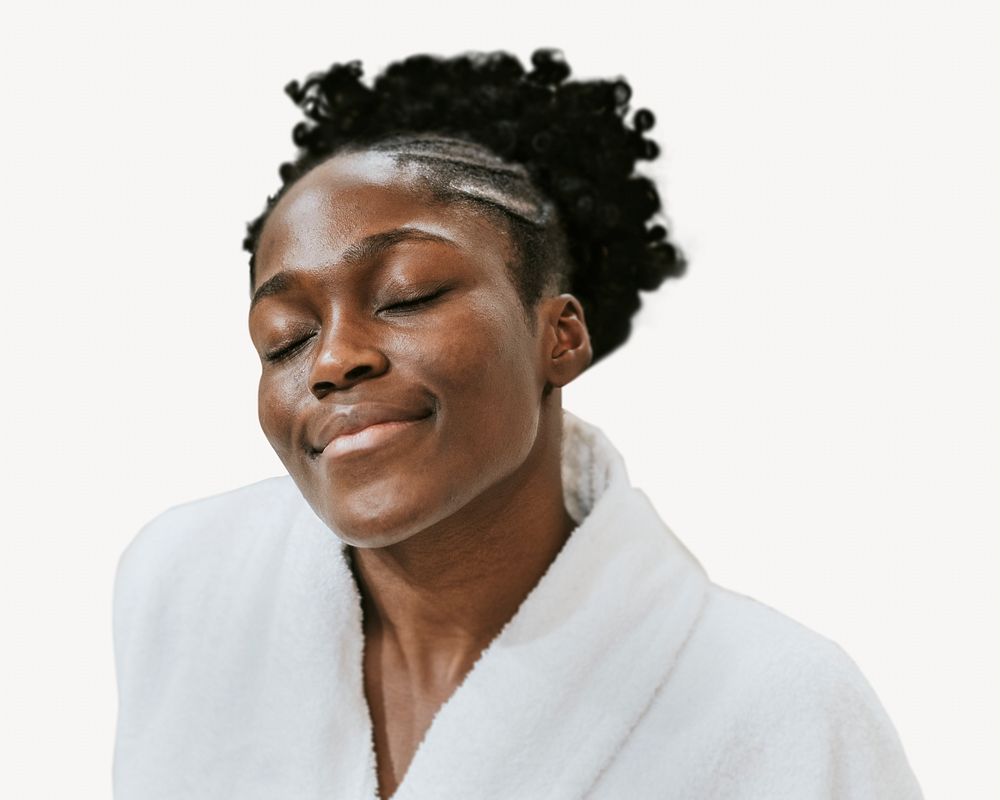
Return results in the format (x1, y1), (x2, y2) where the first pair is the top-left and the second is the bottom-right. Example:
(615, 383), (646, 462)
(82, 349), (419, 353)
(250, 227), (457, 310)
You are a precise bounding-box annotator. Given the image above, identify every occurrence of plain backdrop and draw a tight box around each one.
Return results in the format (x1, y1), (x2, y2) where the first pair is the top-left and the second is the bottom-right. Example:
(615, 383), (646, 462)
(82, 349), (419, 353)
(1, 0), (996, 797)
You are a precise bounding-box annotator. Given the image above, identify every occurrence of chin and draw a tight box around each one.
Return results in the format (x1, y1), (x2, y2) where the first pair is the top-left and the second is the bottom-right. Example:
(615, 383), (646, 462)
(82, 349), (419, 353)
(307, 486), (456, 550)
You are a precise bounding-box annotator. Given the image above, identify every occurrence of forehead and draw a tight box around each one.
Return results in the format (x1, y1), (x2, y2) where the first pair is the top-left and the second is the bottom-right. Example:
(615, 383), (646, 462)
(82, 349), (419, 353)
(254, 149), (518, 287)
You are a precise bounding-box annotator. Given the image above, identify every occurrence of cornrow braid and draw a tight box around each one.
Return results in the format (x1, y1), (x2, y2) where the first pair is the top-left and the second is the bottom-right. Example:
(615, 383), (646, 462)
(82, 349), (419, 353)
(244, 48), (685, 365)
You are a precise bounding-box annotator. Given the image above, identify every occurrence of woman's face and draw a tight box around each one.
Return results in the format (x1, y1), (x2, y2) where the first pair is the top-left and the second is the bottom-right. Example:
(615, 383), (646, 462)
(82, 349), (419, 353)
(249, 149), (582, 547)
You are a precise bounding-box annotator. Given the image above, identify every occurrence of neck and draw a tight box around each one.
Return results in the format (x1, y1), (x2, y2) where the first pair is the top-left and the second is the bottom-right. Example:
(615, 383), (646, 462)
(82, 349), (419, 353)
(348, 410), (575, 687)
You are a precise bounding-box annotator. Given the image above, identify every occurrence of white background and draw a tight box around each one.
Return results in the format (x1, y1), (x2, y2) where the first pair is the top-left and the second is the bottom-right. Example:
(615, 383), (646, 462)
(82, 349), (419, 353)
(2, 0), (996, 796)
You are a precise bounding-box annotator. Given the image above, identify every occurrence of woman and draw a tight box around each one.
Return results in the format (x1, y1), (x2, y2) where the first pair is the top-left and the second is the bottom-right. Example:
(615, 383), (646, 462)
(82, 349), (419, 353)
(112, 50), (923, 799)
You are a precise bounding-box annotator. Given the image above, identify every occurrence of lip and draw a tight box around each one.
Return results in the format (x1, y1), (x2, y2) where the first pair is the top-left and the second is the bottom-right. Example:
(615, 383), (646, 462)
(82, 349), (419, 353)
(319, 417), (429, 459)
(308, 403), (434, 460)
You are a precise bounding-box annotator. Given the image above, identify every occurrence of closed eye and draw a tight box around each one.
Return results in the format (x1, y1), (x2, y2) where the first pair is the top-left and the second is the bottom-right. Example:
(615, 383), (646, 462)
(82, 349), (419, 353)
(264, 333), (316, 363)
(379, 287), (451, 314)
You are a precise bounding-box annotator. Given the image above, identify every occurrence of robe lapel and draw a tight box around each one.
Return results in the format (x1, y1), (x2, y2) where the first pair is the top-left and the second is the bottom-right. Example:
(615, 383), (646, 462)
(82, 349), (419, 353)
(389, 418), (710, 800)
(277, 504), (379, 799)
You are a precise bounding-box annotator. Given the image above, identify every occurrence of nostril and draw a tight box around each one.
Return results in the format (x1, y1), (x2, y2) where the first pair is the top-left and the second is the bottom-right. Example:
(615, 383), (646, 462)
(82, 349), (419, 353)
(312, 380), (336, 398)
(344, 365), (372, 381)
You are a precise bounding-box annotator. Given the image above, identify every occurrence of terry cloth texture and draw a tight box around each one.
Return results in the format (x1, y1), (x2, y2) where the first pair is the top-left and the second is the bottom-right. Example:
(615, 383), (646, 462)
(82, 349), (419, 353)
(113, 411), (924, 799)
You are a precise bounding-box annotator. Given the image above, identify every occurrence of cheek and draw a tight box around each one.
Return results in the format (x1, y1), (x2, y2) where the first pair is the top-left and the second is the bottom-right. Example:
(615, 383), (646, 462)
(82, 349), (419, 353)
(420, 301), (541, 468)
(256, 364), (309, 459)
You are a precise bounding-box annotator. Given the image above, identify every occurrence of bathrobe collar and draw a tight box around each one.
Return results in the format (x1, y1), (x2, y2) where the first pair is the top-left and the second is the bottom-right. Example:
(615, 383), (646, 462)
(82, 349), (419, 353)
(292, 410), (710, 800)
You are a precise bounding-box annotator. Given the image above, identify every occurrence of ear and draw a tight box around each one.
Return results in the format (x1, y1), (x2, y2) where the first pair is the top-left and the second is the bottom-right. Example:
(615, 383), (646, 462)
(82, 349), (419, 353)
(540, 293), (593, 390)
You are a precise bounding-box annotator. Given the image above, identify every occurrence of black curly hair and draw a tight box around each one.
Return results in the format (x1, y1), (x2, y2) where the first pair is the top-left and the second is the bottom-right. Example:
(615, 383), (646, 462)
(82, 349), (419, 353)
(244, 48), (685, 365)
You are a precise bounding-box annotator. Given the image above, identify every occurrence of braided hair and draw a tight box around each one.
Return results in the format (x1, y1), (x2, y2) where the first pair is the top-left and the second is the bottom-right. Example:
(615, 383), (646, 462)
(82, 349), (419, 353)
(244, 48), (685, 365)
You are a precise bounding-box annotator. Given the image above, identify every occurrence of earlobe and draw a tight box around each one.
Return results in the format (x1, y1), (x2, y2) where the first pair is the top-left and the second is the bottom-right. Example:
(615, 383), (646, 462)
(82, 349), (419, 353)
(546, 294), (593, 387)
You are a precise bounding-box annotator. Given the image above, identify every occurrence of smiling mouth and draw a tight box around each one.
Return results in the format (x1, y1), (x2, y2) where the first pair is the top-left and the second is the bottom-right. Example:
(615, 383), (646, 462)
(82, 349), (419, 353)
(309, 411), (433, 460)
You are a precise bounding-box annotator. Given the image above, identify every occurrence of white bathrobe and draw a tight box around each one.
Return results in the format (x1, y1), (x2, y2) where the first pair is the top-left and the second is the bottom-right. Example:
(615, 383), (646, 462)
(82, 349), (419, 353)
(113, 411), (923, 799)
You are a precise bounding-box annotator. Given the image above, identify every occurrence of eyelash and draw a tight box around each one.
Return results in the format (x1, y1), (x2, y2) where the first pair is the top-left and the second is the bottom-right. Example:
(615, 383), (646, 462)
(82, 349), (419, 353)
(264, 334), (316, 363)
(263, 288), (450, 363)
(379, 287), (449, 314)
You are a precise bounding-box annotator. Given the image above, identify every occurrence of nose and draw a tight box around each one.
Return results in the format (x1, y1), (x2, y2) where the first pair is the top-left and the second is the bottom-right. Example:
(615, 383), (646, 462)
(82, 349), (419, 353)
(308, 316), (389, 398)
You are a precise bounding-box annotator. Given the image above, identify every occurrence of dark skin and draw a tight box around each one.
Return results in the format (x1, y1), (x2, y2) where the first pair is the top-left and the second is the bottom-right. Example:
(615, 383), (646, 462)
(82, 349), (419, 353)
(248, 149), (592, 799)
